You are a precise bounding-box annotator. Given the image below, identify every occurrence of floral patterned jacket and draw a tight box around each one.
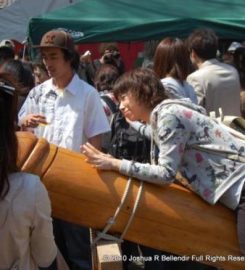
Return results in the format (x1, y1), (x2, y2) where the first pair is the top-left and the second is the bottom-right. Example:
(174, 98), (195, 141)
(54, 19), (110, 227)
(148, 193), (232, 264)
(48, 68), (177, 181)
(120, 99), (245, 209)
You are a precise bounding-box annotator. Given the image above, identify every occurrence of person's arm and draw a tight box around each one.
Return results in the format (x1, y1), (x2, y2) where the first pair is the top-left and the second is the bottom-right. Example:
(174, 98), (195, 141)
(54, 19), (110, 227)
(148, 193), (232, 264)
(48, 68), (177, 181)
(88, 134), (102, 150)
(30, 178), (57, 267)
(127, 120), (152, 139)
(84, 86), (110, 145)
(82, 111), (190, 186)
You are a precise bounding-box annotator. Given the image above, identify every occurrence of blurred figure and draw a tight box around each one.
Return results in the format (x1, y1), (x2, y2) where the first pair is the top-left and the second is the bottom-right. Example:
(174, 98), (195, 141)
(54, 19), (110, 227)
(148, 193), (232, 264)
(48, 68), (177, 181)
(232, 46), (245, 117)
(222, 41), (243, 65)
(241, 91), (245, 118)
(154, 37), (197, 103)
(94, 64), (119, 93)
(233, 46), (245, 91)
(187, 28), (241, 116)
(0, 45), (15, 70)
(18, 46), (31, 63)
(0, 39), (15, 50)
(32, 61), (49, 85)
(0, 72), (56, 269)
(94, 64), (119, 152)
(1, 59), (34, 111)
(86, 42), (125, 85)
(141, 40), (160, 69)
(76, 48), (93, 83)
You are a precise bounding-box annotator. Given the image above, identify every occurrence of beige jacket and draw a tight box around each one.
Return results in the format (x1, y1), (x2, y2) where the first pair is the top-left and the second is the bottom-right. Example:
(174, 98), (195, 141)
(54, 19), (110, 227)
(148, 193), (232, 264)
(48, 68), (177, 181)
(187, 59), (241, 116)
(0, 172), (57, 270)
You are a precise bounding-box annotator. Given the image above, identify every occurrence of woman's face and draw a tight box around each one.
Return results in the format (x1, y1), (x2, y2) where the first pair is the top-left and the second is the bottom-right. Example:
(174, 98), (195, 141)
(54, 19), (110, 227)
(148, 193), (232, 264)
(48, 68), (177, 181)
(118, 90), (150, 122)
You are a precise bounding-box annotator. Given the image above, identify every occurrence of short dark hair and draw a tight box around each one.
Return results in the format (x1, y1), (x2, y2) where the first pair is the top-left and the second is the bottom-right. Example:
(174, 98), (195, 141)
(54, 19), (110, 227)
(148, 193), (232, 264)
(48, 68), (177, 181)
(154, 37), (191, 82)
(94, 64), (119, 92)
(62, 49), (80, 71)
(187, 28), (218, 60)
(0, 46), (15, 66)
(113, 68), (167, 110)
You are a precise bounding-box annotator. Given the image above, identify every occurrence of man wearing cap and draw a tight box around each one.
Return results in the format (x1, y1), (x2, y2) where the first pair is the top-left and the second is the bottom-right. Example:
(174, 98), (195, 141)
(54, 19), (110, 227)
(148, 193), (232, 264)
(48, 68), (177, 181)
(0, 39), (15, 69)
(187, 28), (241, 117)
(18, 30), (110, 270)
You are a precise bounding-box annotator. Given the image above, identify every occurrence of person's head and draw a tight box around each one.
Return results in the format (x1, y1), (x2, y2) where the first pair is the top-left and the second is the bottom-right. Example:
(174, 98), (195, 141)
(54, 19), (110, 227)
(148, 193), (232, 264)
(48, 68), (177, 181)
(187, 28), (218, 63)
(0, 39), (15, 50)
(0, 46), (15, 68)
(2, 60), (34, 95)
(233, 47), (245, 90)
(0, 73), (19, 199)
(98, 42), (125, 75)
(32, 60), (49, 85)
(34, 30), (79, 79)
(113, 68), (167, 122)
(154, 37), (191, 82)
(98, 42), (119, 56)
(94, 64), (119, 92)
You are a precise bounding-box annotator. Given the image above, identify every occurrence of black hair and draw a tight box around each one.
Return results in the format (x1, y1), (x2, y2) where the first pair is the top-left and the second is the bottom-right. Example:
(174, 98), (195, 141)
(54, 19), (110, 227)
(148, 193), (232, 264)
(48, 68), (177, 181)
(62, 49), (80, 71)
(0, 73), (19, 200)
(2, 60), (34, 95)
(187, 28), (218, 60)
(0, 46), (15, 66)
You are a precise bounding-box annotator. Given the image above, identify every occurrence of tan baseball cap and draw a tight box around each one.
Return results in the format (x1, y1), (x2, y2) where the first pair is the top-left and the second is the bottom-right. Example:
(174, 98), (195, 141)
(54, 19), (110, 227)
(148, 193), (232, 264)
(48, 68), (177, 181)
(33, 30), (74, 52)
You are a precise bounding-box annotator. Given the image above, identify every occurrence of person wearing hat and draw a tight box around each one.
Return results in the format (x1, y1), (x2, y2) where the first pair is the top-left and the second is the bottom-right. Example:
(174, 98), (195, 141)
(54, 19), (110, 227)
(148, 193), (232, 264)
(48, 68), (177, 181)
(0, 39), (15, 50)
(18, 29), (110, 270)
(0, 40), (15, 70)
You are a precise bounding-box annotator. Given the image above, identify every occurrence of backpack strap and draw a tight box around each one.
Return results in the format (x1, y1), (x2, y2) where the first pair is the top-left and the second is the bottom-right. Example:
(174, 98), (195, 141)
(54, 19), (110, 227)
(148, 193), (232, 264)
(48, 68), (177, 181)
(101, 95), (118, 114)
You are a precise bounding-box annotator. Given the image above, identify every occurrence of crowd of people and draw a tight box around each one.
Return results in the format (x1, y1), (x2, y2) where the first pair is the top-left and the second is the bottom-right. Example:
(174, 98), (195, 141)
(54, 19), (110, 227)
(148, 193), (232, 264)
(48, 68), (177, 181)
(0, 27), (245, 270)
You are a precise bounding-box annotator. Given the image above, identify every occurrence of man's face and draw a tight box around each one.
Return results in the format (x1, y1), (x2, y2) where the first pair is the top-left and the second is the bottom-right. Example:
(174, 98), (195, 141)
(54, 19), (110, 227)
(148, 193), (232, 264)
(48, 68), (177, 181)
(33, 66), (49, 85)
(41, 47), (70, 78)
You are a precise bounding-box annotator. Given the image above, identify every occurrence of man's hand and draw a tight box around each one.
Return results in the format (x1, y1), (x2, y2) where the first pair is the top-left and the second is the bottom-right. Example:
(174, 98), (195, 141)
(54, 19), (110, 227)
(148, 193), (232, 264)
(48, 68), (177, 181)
(81, 142), (121, 171)
(20, 114), (48, 128)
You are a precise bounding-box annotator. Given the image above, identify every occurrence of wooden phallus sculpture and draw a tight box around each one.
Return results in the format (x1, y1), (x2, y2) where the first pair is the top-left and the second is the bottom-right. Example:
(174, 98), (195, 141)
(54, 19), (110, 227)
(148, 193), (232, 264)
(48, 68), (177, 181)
(17, 131), (244, 269)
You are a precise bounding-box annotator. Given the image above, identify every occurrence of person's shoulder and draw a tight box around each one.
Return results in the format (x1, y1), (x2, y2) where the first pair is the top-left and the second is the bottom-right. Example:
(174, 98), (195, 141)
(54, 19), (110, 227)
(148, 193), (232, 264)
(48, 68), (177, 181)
(187, 69), (202, 80)
(10, 172), (40, 188)
(74, 74), (97, 93)
(218, 61), (239, 74)
(161, 77), (179, 87)
(30, 78), (52, 95)
(8, 172), (42, 201)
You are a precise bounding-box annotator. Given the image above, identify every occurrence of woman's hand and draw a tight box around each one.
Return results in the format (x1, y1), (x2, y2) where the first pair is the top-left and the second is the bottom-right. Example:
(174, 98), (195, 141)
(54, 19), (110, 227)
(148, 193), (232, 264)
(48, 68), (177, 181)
(81, 143), (121, 171)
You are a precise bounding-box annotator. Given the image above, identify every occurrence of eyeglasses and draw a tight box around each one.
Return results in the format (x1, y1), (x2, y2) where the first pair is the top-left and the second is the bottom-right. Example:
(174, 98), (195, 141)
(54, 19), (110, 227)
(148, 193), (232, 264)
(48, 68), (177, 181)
(0, 81), (15, 96)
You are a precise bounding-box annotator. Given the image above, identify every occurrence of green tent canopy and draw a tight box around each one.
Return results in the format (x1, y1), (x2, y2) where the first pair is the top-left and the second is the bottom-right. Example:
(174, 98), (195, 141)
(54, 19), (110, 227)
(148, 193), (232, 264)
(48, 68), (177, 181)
(28, 0), (245, 45)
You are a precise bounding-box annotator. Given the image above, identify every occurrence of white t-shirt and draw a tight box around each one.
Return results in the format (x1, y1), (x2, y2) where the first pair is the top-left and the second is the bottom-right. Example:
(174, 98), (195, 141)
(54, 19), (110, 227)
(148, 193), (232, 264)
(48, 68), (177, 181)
(19, 74), (110, 152)
(0, 172), (56, 270)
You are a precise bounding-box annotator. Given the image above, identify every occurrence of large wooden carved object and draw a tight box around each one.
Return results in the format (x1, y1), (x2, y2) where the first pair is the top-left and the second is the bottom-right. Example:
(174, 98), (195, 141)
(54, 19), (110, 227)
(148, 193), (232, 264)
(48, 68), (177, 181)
(17, 132), (244, 269)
